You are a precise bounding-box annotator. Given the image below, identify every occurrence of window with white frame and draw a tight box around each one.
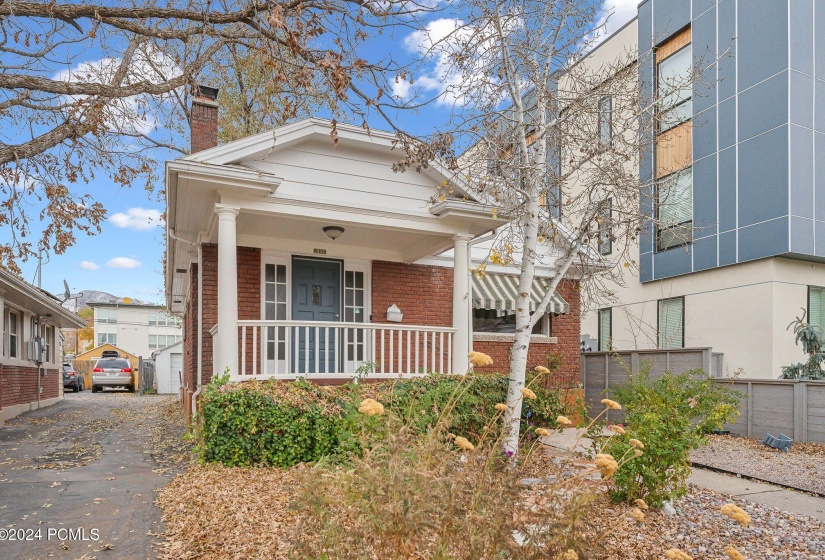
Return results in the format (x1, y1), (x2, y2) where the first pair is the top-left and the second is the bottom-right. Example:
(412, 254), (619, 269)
(97, 307), (117, 324)
(149, 334), (182, 350)
(43, 325), (53, 363)
(7, 309), (19, 359)
(598, 308), (612, 351)
(809, 286), (825, 334)
(97, 333), (116, 346)
(658, 297), (685, 349)
(344, 270), (366, 361)
(598, 96), (613, 148)
(148, 310), (173, 326)
(264, 263), (288, 365)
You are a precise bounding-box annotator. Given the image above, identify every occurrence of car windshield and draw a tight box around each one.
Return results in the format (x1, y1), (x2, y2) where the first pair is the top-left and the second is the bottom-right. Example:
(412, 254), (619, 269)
(95, 359), (130, 369)
(63, 365), (73, 373)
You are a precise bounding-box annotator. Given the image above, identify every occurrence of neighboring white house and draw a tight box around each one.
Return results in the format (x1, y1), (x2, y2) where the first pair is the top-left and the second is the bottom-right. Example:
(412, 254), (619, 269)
(153, 341), (183, 395)
(89, 302), (182, 359)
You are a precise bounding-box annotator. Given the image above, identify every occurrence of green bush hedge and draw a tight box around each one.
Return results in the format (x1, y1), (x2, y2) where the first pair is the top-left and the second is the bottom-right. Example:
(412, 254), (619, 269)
(197, 372), (573, 468)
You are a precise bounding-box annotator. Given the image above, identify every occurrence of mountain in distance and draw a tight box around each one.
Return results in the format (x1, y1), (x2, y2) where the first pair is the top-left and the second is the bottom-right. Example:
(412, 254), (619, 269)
(60, 290), (151, 311)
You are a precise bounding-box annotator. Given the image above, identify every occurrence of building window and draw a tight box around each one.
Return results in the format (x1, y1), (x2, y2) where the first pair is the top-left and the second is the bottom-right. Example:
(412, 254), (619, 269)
(8, 310), (19, 359)
(264, 263), (288, 362)
(598, 308), (612, 351)
(149, 310), (173, 326)
(598, 96), (613, 148)
(97, 333), (116, 346)
(658, 297), (685, 349)
(473, 309), (549, 335)
(44, 325), (53, 363)
(597, 198), (612, 255)
(344, 270), (366, 361)
(808, 286), (825, 334)
(657, 40), (692, 132)
(149, 334), (182, 350)
(97, 308), (117, 324)
(657, 167), (693, 251)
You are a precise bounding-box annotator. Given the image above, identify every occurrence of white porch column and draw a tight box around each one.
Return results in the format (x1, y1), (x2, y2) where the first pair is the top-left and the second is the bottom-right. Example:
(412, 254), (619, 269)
(452, 234), (473, 375)
(214, 205), (240, 378)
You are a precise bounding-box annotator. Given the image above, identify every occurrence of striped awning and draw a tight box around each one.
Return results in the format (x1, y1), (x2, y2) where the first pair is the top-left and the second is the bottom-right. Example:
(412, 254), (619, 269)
(472, 273), (570, 314)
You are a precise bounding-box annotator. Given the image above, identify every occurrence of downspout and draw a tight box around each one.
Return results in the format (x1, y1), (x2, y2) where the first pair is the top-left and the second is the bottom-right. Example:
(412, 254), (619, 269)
(192, 242), (203, 417)
(466, 230), (497, 355)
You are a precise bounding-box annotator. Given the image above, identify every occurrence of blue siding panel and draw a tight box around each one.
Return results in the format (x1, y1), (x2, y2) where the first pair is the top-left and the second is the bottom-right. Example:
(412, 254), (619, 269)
(693, 235), (718, 271)
(790, 0), (814, 75)
(790, 71), (815, 128)
(718, 97), (736, 150)
(737, 71), (788, 143)
(737, 1), (789, 91)
(717, 0), (737, 102)
(792, 217), (815, 255)
(816, 132), (825, 221)
(693, 153), (718, 233)
(694, 106), (717, 161)
(718, 147), (737, 232)
(653, 245), (693, 279)
(738, 218), (789, 262)
(816, 79), (825, 134)
(719, 230), (737, 266)
(817, 0), (825, 78)
(791, 124), (815, 219)
(640, 251), (654, 283)
(738, 126), (789, 227)
(693, 0), (716, 18)
(816, 221), (825, 258)
(653, 0), (691, 44)
(693, 5), (717, 114)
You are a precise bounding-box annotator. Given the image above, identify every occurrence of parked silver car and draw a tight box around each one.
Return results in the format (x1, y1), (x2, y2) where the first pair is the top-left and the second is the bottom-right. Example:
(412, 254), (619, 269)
(91, 357), (134, 393)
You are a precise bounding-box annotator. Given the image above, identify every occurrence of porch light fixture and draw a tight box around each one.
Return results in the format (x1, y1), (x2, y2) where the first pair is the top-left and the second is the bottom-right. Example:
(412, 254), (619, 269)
(323, 225), (345, 240)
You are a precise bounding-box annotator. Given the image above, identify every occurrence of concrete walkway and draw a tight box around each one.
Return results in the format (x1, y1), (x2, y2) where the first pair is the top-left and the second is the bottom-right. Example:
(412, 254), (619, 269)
(689, 467), (825, 522)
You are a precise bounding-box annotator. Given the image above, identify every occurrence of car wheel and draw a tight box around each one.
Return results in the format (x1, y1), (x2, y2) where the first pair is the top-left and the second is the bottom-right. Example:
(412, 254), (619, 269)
(73, 385), (79, 393)
(92, 385), (98, 393)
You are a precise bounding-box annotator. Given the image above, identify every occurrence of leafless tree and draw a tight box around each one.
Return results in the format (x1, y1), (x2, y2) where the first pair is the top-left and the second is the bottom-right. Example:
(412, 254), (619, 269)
(0, 0), (437, 273)
(393, 0), (717, 454)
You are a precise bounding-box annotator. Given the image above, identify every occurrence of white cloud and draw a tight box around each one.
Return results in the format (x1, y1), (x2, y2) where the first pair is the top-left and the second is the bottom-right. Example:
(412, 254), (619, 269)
(80, 260), (99, 271)
(107, 257), (142, 269)
(594, 0), (638, 42)
(109, 207), (164, 231)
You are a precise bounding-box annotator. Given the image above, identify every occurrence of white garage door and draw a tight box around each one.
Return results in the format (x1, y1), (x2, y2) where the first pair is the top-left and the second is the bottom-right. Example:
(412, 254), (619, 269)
(170, 353), (183, 394)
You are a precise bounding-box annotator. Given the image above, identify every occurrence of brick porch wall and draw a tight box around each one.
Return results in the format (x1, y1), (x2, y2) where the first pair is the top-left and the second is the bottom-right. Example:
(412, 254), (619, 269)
(0, 365), (60, 408)
(181, 244), (261, 392)
(371, 260), (580, 381)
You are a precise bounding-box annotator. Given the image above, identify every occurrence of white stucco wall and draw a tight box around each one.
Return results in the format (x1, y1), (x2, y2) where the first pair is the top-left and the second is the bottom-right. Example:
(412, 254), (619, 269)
(93, 305), (181, 359)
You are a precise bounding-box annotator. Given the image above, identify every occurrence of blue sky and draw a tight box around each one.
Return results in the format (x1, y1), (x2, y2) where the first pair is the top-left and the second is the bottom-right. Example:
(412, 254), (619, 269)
(9, 0), (636, 305)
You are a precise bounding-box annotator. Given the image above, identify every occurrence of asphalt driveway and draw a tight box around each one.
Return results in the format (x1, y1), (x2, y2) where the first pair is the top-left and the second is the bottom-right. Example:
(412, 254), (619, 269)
(0, 391), (191, 560)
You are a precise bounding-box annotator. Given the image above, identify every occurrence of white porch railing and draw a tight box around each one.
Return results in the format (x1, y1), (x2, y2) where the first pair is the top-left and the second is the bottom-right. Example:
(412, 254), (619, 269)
(236, 320), (456, 379)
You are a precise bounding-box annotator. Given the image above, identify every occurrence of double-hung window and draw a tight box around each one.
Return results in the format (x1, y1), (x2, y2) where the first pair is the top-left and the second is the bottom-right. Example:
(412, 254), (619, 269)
(43, 325), (53, 363)
(7, 310), (19, 359)
(657, 45), (692, 132)
(598, 96), (613, 148)
(597, 198), (612, 255)
(598, 308), (612, 351)
(809, 287), (825, 334)
(657, 168), (693, 250)
(98, 333), (116, 346)
(658, 297), (685, 349)
(97, 308), (117, 324)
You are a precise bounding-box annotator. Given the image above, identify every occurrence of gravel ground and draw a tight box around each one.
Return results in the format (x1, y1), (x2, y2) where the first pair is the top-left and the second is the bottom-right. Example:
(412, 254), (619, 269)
(691, 435), (825, 495)
(592, 485), (825, 559)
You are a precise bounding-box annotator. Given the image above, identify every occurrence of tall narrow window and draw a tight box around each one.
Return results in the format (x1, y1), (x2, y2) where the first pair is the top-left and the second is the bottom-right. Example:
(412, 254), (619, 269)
(8, 310), (18, 359)
(344, 270), (367, 362)
(598, 96), (613, 148)
(809, 287), (825, 334)
(598, 308), (612, 351)
(44, 325), (52, 363)
(658, 297), (685, 349)
(657, 168), (693, 250)
(657, 44), (693, 132)
(597, 198), (612, 255)
(264, 263), (288, 366)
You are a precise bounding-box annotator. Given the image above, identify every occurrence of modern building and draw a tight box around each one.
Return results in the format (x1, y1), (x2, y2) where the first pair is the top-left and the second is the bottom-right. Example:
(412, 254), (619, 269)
(89, 302), (182, 359)
(575, 0), (825, 378)
(0, 268), (84, 425)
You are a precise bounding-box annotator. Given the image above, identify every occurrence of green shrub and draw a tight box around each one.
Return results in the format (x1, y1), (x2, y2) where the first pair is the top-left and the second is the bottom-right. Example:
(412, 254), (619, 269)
(197, 374), (357, 467)
(384, 372), (568, 440)
(604, 369), (740, 507)
(196, 371), (573, 468)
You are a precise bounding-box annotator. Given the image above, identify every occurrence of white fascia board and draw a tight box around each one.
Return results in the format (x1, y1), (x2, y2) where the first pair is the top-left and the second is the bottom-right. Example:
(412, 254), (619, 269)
(0, 270), (85, 328)
(168, 160), (283, 194)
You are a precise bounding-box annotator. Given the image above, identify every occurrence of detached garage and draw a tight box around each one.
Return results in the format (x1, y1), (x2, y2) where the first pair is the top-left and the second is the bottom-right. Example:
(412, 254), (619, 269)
(153, 341), (182, 396)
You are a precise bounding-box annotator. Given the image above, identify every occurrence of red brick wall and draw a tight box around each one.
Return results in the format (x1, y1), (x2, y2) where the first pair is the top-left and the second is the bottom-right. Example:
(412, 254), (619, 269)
(0, 365), (60, 408)
(371, 261), (454, 326)
(190, 100), (218, 153)
(188, 244), (261, 386)
(371, 261), (580, 381)
(183, 262), (199, 393)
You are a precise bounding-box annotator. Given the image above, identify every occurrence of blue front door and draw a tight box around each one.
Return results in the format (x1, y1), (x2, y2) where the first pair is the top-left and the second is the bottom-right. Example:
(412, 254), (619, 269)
(292, 258), (342, 374)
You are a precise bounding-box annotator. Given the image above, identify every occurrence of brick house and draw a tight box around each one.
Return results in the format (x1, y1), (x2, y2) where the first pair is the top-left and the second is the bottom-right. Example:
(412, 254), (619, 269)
(1, 268), (85, 426)
(166, 88), (590, 414)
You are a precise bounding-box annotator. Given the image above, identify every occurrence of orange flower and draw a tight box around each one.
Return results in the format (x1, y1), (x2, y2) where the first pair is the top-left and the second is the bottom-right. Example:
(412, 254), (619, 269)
(358, 398), (384, 416)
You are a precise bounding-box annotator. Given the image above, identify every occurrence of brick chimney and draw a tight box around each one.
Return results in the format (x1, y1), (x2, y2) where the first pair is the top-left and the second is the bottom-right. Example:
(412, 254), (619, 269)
(190, 84), (219, 153)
